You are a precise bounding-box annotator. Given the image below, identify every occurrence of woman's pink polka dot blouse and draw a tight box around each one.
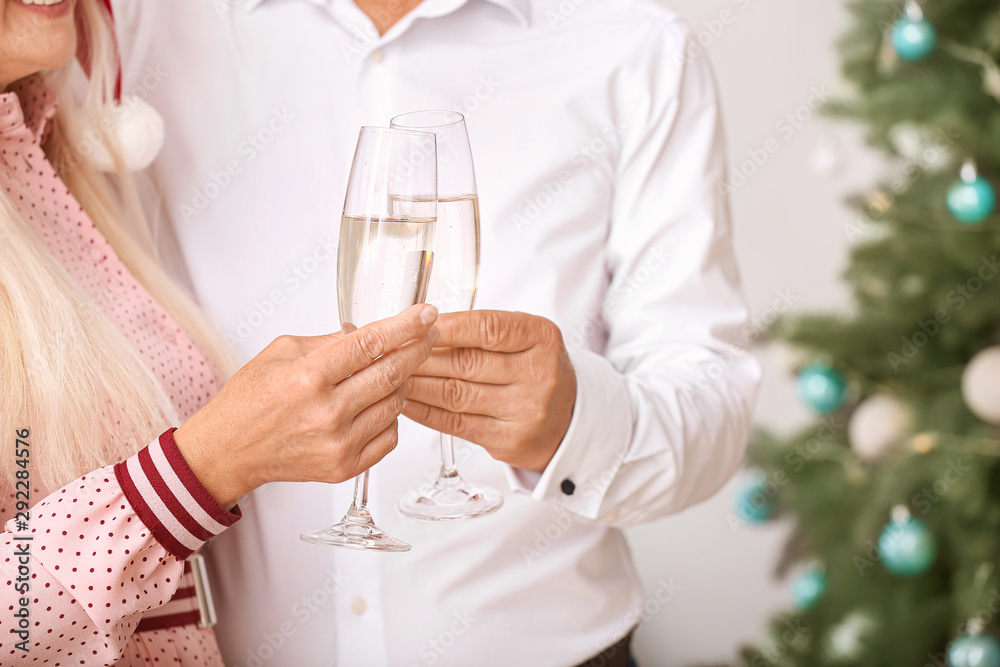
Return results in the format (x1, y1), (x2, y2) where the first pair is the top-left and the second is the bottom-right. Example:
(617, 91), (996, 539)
(0, 76), (240, 666)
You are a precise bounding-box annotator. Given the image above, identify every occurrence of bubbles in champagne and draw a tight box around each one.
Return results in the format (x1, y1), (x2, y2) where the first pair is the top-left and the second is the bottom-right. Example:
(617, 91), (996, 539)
(337, 212), (436, 327)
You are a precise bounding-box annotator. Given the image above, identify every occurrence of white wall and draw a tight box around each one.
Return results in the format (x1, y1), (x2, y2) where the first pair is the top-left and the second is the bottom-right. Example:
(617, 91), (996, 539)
(626, 1), (887, 664)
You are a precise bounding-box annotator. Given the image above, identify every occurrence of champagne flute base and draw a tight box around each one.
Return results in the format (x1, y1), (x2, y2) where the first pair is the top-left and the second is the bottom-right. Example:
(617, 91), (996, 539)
(300, 508), (411, 552)
(398, 474), (504, 521)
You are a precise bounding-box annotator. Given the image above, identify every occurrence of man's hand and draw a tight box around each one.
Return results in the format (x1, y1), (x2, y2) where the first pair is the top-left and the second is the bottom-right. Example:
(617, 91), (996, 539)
(402, 311), (577, 472)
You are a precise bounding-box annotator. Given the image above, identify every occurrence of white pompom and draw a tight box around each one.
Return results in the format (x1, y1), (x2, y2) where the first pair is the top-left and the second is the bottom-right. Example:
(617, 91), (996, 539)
(849, 394), (913, 460)
(86, 95), (165, 172)
(962, 346), (1000, 425)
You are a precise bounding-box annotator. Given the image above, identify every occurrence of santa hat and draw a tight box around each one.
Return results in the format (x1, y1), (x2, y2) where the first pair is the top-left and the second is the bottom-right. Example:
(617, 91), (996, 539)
(77, 0), (165, 172)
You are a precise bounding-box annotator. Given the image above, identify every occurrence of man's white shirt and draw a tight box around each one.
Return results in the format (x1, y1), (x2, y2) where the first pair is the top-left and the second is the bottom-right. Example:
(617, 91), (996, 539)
(114, 0), (762, 664)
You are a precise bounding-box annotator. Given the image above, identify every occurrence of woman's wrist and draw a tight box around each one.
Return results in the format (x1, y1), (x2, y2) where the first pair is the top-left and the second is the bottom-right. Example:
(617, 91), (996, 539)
(114, 428), (242, 559)
(173, 422), (245, 510)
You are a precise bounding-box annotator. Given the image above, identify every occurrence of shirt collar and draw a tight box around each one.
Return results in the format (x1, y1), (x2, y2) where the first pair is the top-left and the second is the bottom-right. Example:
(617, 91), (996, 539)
(0, 75), (58, 146)
(480, 0), (529, 26)
(241, 0), (530, 28)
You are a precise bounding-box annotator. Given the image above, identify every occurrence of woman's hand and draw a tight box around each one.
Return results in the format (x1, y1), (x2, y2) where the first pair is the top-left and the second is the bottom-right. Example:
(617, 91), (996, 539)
(173, 304), (439, 508)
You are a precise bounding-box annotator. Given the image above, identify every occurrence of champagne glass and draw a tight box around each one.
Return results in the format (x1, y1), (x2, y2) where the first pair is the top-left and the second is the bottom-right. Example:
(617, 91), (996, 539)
(392, 110), (504, 521)
(300, 126), (437, 551)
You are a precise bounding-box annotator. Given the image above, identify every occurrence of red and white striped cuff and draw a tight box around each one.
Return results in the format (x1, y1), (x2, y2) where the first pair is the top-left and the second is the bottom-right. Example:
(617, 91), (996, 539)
(114, 427), (241, 559)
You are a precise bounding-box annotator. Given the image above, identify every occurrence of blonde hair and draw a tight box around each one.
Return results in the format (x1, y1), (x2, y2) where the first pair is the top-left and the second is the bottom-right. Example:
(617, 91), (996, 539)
(1, 0), (235, 491)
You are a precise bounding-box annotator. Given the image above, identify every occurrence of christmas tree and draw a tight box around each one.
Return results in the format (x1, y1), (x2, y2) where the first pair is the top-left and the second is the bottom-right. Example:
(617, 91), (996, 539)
(737, 1), (1000, 666)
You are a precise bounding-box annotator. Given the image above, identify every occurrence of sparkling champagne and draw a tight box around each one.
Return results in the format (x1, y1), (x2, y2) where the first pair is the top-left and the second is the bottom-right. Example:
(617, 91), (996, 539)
(427, 195), (480, 313)
(337, 213), (436, 327)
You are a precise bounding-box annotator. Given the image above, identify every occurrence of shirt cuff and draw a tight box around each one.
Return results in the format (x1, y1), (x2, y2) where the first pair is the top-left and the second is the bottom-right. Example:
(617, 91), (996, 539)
(503, 347), (635, 520)
(114, 427), (241, 559)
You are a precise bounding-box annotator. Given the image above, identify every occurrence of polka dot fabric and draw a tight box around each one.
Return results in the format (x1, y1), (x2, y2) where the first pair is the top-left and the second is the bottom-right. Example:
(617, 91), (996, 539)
(0, 78), (230, 665)
(0, 76), (216, 422)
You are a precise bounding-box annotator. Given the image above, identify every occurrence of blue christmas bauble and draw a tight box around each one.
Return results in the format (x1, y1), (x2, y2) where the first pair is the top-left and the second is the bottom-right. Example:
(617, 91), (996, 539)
(733, 473), (773, 524)
(891, 15), (937, 61)
(877, 515), (937, 576)
(948, 634), (1000, 667)
(797, 364), (848, 414)
(948, 176), (996, 224)
(791, 566), (827, 611)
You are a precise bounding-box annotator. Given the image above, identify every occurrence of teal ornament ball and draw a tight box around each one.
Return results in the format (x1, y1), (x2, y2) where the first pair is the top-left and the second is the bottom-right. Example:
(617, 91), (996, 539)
(791, 566), (827, 611)
(948, 175), (996, 224)
(877, 515), (937, 576)
(891, 14), (937, 61)
(733, 473), (773, 524)
(948, 635), (1000, 667)
(797, 364), (848, 414)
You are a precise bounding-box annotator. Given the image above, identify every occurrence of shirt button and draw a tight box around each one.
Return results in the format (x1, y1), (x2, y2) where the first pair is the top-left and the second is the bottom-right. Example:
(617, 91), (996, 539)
(349, 597), (367, 615)
(369, 49), (385, 64)
(560, 479), (576, 495)
(89, 246), (106, 262)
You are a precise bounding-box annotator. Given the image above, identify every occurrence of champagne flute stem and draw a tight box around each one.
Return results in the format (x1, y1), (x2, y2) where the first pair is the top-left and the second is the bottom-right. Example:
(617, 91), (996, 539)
(348, 471), (370, 516)
(439, 433), (459, 479)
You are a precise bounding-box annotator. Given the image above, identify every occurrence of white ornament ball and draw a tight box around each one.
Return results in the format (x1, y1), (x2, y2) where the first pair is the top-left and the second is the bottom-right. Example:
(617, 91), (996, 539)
(961, 346), (1000, 425)
(887, 122), (951, 172)
(849, 394), (913, 460)
(808, 136), (843, 175)
(888, 123), (924, 159)
(86, 95), (165, 172)
(825, 611), (876, 661)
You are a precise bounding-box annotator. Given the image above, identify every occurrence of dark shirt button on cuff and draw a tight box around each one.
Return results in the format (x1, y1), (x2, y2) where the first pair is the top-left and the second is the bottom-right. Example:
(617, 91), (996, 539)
(560, 479), (576, 495)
